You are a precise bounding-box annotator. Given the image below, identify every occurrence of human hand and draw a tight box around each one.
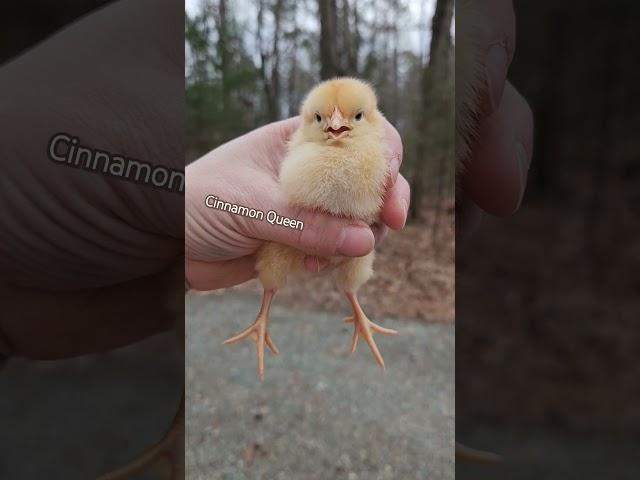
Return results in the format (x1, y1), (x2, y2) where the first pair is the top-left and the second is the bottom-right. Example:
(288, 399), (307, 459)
(456, 0), (534, 241)
(186, 117), (410, 290)
(0, 0), (184, 359)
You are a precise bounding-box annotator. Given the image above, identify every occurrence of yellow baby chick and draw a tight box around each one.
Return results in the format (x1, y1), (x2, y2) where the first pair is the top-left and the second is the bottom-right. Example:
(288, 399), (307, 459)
(224, 78), (398, 379)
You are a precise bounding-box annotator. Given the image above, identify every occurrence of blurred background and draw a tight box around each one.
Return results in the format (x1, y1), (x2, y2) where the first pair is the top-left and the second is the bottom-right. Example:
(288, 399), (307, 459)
(185, 0), (455, 479)
(457, 1), (640, 478)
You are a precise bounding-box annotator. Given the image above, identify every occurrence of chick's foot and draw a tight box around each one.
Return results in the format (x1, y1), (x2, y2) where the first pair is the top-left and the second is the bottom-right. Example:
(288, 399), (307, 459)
(223, 289), (279, 380)
(343, 292), (397, 369)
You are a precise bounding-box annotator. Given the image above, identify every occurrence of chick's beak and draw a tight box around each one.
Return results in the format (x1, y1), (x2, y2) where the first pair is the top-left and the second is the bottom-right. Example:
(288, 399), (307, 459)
(325, 108), (351, 139)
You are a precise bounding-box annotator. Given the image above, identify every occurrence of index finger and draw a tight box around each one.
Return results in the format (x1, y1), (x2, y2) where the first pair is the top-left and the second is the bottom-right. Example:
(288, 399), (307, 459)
(382, 117), (403, 185)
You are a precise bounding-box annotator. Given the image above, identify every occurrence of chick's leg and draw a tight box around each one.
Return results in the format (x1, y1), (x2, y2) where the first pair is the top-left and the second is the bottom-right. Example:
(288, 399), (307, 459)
(343, 292), (397, 369)
(335, 253), (397, 369)
(223, 289), (279, 380)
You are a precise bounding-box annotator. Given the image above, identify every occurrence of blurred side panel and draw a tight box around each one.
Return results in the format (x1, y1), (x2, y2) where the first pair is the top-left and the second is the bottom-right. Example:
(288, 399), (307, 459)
(0, 0), (184, 478)
(456, 0), (640, 478)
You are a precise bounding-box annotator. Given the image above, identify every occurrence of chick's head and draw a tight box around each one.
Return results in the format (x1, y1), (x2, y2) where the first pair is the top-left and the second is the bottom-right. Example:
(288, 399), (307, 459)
(299, 78), (381, 144)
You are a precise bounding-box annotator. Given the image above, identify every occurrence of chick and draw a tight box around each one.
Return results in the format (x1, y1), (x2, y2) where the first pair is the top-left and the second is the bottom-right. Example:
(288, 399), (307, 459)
(224, 78), (398, 379)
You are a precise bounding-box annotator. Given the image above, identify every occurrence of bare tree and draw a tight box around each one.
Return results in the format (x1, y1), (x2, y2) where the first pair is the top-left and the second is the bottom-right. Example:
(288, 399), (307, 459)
(352, 1), (361, 71)
(256, 0), (283, 120)
(390, 0), (400, 124)
(270, 0), (283, 119)
(410, 0), (454, 225)
(338, 0), (355, 74)
(216, 0), (230, 114)
(429, 0), (454, 237)
(428, 0), (454, 71)
(287, 2), (300, 116)
(319, 0), (340, 79)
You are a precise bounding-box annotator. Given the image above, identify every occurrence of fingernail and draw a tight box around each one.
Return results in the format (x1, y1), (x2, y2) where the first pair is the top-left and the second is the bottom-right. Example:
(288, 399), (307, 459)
(514, 142), (528, 212)
(337, 224), (375, 256)
(400, 199), (408, 228)
(485, 46), (509, 113)
(304, 255), (329, 273)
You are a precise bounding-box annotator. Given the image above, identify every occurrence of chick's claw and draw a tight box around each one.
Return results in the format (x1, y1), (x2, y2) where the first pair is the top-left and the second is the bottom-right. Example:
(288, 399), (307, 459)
(343, 310), (397, 369)
(223, 290), (278, 380)
(223, 315), (279, 380)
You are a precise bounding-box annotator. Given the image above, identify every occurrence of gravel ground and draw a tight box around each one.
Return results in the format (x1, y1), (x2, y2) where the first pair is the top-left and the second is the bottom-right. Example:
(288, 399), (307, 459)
(186, 292), (454, 480)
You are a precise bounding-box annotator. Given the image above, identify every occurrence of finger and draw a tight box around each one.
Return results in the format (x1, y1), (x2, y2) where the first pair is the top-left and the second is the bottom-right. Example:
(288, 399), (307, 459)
(248, 116), (301, 142)
(249, 207), (375, 258)
(270, 116), (302, 141)
(465, 82), (533, 216)
(382, 117), (403, 184)
(380, 173), (410, 230)
(371, 223), (389, 246)
(186, 256), (257, 291)
(466, 0), (516, 115)
(230, 117), (301, 174)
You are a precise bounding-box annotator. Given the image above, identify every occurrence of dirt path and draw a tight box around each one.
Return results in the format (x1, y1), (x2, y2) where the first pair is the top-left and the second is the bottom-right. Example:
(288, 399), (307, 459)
(186, 292), (454, 480)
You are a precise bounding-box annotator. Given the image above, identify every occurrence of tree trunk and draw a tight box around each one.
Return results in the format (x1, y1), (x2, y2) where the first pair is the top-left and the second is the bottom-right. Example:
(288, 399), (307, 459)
(257, 0), (274, 120)
(428, 0), (454, 72)
(390, 25), (399, 124)
(410, 0), (454, 222)
(218, 0), (230, 115)
(288, 5), (299, 117)
(352, 1), (360, 71)
(428, 0), (454, 234)
(319, 0), (340, 79)
(269, 0), (283, 120)
(340, 0), (354, 74)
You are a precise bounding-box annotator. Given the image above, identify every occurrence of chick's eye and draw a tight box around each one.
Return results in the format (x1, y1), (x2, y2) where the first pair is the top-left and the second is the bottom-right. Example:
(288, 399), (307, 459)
(355, 112), (363, 121)
(315, 113), (322, 123)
